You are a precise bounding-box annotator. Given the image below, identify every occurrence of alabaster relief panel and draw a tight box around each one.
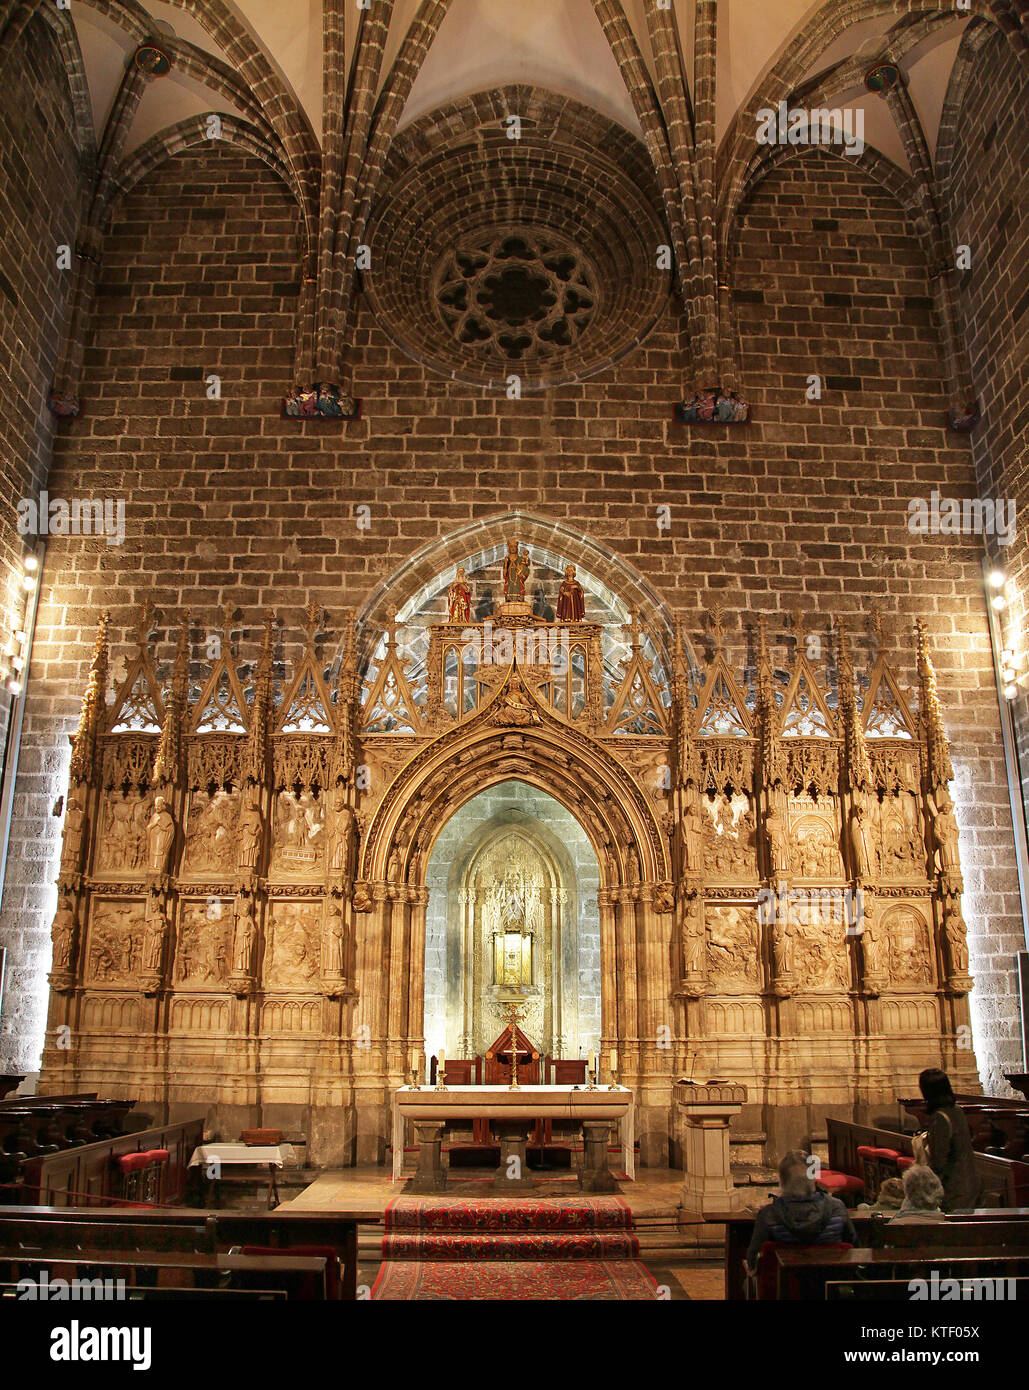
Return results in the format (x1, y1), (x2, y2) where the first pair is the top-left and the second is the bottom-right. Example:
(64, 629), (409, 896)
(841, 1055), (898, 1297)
(93, 790), (153, 876)
(881, 998), (939, 1033)
(704, 998), (764, 1034)
(789, 897), (851, 992)
(269, 789), (325, 879)
(182, 788), (240, 877)
(787, 795), (843, 880)
(82, 994), (140, 1032)
(170, 998), (230, 1032)
(873, 794), (928, 880)
(881, 904), (934, 987)
(706, 903), (761, 989)
(86, 901), (144, 984)
(262, 1000), (321, 1033)
(702, 793), (757, 881)
(264, 902), (321, 990)
(175, 900), (232, 987)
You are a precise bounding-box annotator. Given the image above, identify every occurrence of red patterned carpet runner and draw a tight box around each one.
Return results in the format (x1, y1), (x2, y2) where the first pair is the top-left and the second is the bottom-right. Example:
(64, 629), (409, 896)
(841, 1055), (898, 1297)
(372, 1196), (657, 1300)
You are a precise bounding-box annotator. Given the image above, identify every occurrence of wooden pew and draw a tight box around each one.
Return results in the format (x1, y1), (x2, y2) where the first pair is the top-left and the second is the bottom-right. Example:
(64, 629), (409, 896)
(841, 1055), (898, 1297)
(878, 1218), (1029, 1248)
(827, 1275), (1029, 1301)
(0, 1204), (379, 1301)
(18, 1115), (203, 1207)
(0, 1078), (24, 1102)
(0, 1250), (329, 1300)
(775, 1244), (1029, 1301)
(719, 1207), (1029, 1301)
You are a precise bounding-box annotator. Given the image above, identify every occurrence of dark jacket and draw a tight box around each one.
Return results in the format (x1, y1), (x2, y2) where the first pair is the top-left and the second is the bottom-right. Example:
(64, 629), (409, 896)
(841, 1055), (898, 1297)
(745, 1191), (857, 1268)
(926, 1104), (983, 1212)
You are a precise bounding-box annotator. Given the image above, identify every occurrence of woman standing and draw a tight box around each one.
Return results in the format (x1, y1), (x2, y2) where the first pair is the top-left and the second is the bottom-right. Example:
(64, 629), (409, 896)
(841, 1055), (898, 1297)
(918, 1068), (984, 1212)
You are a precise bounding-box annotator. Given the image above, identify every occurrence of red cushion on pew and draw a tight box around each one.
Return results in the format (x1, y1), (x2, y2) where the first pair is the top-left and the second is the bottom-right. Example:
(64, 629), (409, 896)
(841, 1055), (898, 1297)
(115, 1152), (150, 1174)
(816, 1169), (864, 1196)
(896, 1155), (916, 1171)
(142, 1149), (169, 1165)
(239, 1244), (340, 1300)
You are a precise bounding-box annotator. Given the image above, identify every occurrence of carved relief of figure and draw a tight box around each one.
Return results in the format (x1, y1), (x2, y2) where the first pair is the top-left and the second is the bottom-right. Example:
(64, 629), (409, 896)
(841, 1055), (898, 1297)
(323, 901), (345, 977)
(327, 787), (355, 881)
(681, 898), (705, 976)
(60, 789), (86, 875)
(626, 846), (640, 886)
(555, 564), (585, 622)
(795, 821), (839, 878)
(703, 794), (756, 878)
(268, 906), (319, 987)
(927, 790), (960, 876)
(146, 795), (175, 875)
(707, 906), (759, 983)
(51, 897), (77, 973)
(237, 786), (263, 871)
(849, 800), (871, 879)
(490, 671), (539, 727)
(885, 908), (932, 984)
(89, 905), (142, 981)
(502, 540), (530, 602)
(386, 847), (402, 885)
(232, 898), (257, 976)
(186, 788), (238, 873)
(271, 789), (325, 873)
(860, 911), (887, 981)
(98, 792), (150, 873)
(773, 916), (794, 979)
(447, 566), (472, 623)
(764, 803), (791, 878)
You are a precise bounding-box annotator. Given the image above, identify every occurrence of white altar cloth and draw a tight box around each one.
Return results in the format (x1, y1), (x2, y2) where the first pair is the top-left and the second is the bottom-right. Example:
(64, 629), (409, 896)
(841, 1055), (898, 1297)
(390, 1085), (635, 1182)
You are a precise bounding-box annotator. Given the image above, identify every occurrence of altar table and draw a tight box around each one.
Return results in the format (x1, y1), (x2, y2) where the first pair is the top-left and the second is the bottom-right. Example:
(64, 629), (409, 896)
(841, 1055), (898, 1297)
(391, 1085), (635, 1183)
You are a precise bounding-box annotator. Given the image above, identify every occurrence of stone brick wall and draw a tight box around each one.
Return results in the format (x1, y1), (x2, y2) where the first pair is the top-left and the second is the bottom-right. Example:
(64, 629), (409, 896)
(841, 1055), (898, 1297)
(948, 30), (1029, 935)
(0, 135), (1022, 1095)
(0, 16), (81, 752)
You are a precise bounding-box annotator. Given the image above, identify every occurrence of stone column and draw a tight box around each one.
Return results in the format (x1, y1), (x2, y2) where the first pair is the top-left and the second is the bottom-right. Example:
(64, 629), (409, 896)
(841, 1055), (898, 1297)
(676, 1082), (747, 1215)
(580, 1120), (618, 1193)
(492, 1121), (535, 1192)
(409, 1120), (447, 1193)
(597, 887), (617, 1060)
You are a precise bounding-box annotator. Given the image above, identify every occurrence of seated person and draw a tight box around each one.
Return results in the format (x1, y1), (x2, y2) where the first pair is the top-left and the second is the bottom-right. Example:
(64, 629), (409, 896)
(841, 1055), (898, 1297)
(745, 1150), (857, 1271)
(917, 1067), (984, 1212)
(856, 1175), (905, 1216)
(888, 1163), (946, 1224)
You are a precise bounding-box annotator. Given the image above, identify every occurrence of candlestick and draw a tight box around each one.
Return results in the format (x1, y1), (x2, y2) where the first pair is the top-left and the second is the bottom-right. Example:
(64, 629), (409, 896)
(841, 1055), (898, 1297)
(435, 1049), (447, 1090)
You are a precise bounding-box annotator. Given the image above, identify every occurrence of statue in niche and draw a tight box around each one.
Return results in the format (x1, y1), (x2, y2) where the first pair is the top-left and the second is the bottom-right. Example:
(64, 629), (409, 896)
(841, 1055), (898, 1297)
(764, 803), (791, 878)
(860, 910), (887, 982)
(447, 567), (472, 623)
(943, 901), (970, 976)
(772, 915), (795, 981)
(186, 788), (238, 873)
(146, 794), (176, 875)
(60, 789), (86, 876)
(327, 786), (356, 883)
(237, 786), (263, 871)
(681, 898), (706, 976)
(626, 846), (640, 886)
(681, 802), (704, 875)
(849, 800), (871, 880)
(926, 790), (960, 876)
(231, 898), (258, 977)
(323, 901), (346, 978)
(502, 540), (530, 603)
(556, 565), (585, 622)
(51, 896), (77, 974)
(141, 903), (170, 977)
(386, 847), (402, 885)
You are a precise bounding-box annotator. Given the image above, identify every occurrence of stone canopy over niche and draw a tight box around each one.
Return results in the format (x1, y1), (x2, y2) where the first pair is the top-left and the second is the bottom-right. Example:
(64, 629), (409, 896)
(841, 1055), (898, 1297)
(363, 87), (670, 390)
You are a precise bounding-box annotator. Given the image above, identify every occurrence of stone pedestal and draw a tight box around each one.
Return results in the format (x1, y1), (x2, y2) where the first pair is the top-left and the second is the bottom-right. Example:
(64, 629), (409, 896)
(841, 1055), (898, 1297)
(492, 1120), (535, 1191)
(675, 1082), (747, 1215)
(409, 1120), (447, 1193)
(580, 1119), (618, 1192)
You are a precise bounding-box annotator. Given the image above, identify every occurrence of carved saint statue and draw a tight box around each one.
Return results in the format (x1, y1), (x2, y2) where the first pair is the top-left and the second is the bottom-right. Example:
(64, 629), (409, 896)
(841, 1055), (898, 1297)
(142, 905), (169, 976)
(681, 901), (706, 976)
(773, 917), (794, 979)
(146, 795), (175, 875)
(860, 913), (886, 980)
(60, 789), (86, 875)
(447, 567), (472, 624)
(232, 898), (257, 976)
(237, 787), (263, 871)
(681, 803), (704, 876)
(556, 565), (585, 622)
(386, 847), (402, 885)
(491, 671), (539, 727)
(943, 903), (970, 975)
(323, 901), (345, 977)
(502, 541), (530, 602)
(927, 790), (960, 875)
(328, 787), (356, 881)
(51, 897), (77, 972)
(849, 800), (871, 880)
(626, 845), (641, 886)
(764, 804), (791, 878)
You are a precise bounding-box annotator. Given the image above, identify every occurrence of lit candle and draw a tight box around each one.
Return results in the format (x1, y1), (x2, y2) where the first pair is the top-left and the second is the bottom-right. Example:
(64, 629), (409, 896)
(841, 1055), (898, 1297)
(438, 1048), (445, 1078)
(588, 1049), (595, 1075)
